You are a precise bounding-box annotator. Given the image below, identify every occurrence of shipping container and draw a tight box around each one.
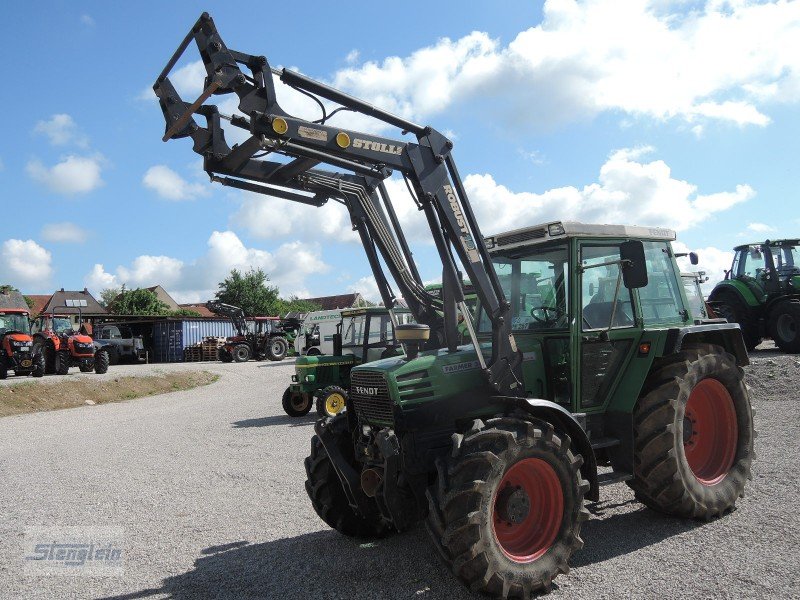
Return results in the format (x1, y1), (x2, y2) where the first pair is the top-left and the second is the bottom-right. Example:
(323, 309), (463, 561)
(152, 319), (236, 362)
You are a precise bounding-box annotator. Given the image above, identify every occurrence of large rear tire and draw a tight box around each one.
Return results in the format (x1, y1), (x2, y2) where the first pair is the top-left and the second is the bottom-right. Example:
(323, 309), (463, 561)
(55, 350), (70, 375)
(265, 336), (288, 361)
(713, 294), (761, 351)
(282, 386), (312, 417)
(769, 300), (800, 353)
(628, 345), (754, 519)
(426, 417), (589, 597)
(304, 414), (390, 538)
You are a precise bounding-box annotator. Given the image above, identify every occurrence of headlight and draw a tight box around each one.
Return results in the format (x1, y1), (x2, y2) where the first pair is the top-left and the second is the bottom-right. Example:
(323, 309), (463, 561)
(305, 374), (316, 383)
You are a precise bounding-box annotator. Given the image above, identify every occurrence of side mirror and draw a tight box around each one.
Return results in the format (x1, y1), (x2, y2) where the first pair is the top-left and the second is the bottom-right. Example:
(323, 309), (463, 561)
(620, 240), (648, 289)
(689, 252), (699, 265)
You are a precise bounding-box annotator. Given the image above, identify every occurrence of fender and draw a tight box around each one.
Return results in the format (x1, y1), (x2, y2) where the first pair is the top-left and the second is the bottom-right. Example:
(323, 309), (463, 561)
(490, 396), (599, 502)
(710, 279), (761, 307)
(664, 323), (749, 367)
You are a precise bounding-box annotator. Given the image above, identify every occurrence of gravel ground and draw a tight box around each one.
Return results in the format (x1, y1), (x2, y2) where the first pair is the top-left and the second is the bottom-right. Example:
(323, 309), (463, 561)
(0, 346), (798, 599)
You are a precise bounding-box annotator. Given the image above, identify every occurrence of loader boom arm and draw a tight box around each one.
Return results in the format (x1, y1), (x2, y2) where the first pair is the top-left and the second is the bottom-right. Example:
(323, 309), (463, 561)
(155, 13), (523, 396)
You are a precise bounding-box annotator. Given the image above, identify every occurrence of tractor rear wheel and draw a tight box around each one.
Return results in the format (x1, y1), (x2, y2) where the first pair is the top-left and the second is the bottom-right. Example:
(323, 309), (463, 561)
(0, 356), (7, 380)
(55, 350), (70, 375)
(628, 345), (753, 519)
(305, 414), (390, 538)
(769, 301), (800, 353)
(266, 337), (288, 361)
(31, 353), (45, 378)
(426, 417), (589, 597)
(94, 350), (110, 374)
(316, 385), (347, 419)
(714, 294), (761, 351)
(282, 386), (312, 417)
(232, 344), (251, 362)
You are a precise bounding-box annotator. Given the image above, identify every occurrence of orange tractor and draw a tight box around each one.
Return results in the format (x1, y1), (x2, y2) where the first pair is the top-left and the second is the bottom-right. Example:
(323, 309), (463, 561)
(0, 291), (45, 379)
(31, 308), (110, 375)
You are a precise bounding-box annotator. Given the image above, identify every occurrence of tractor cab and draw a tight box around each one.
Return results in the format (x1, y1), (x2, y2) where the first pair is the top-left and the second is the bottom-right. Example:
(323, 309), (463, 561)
(476, 221), (691, 413)
(0, 306), (43, 379)
(337, 307), (413, 364)
(728, 240), (800, 297)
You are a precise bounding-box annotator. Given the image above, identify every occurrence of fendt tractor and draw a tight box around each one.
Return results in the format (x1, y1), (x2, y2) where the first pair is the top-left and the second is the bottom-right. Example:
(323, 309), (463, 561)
(206, 301), (291, 361)
(31, 308), (110, 375)
(283, 307), (412, 419)
(0, 290), (45, 379)
(709, 239), (800, 352)
(155, 14), (755, 596)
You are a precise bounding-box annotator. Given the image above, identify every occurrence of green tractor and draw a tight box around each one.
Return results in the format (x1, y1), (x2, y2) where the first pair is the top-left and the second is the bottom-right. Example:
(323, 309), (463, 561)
(155, 17), (755, 597)
(709, 239), (800, 352)
(282, 307), (412, 419)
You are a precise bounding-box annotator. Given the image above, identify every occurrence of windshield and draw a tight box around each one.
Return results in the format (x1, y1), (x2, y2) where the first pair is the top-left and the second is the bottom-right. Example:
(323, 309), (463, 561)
(773, 244), (799, 276)
(0, 313), (30, 334)
(479, 244), (570, 332)
(342, 315), (366, 347)
(52, 317), (73, 333)
(681, 275), (706, 319)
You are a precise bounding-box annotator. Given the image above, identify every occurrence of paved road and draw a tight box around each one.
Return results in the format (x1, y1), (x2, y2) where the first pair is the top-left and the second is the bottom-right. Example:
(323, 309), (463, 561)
(0, 350), (797, 599)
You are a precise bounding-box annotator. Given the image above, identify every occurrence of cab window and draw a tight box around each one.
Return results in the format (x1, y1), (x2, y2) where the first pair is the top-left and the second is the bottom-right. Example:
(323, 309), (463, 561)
(580, 245), (634, 330)
(638, 241), (684, 325)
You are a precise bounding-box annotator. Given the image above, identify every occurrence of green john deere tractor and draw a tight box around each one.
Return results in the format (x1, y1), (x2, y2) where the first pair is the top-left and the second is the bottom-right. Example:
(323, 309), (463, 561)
(282, 307), (412, 419)
(709, 239), (800, 352)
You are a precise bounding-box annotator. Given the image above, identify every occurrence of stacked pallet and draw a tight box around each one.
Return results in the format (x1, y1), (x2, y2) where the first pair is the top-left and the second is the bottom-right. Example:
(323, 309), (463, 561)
(184, 337), (227, 362)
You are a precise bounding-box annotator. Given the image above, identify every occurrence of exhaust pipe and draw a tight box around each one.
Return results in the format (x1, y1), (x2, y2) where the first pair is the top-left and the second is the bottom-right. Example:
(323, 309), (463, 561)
(360, 468), (383, 497)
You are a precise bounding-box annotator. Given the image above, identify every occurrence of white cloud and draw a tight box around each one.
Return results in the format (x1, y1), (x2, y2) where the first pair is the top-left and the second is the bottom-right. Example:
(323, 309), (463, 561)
(26, 155), (104, 195)
(33, 114), (88, 147)
(674, 242), (733, 294)
(348, 275), (381, 303)
(746, 222), (775, 233)
(142, 165), (209, 201)
(80, 14), (95, 26)
(84, 231), (330, 303)
(0, 239), (53, 288)
(321, 1), (799, 131)
(40, 222), (89, 244)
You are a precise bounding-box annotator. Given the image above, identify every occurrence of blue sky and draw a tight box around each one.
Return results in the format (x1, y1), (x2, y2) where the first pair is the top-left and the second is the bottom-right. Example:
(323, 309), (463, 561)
(2, 1), (798, 303)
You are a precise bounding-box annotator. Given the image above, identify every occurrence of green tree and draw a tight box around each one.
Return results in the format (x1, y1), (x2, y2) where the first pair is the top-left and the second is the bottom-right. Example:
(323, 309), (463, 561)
(215, 268), (282, 316)
(99, 287), (121, 308)
(169, 308), (202, 317)
(108, 286), (170, 315)
(277, 296), (322, 315)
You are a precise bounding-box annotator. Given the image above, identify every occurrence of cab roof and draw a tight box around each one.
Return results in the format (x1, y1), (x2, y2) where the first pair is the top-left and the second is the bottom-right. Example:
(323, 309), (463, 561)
(486, 221), (676, 252)
(733, 239), (799, 251)
(341, 306), (410, 318)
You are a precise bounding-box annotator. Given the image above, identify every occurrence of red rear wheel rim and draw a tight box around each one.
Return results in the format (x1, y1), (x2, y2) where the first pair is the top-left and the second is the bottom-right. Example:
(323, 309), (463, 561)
(684, 378), (738, 485)
(492, 458), (564, 563)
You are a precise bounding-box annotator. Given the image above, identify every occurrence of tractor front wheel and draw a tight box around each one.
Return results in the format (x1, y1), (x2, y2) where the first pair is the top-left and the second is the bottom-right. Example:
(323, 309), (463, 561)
(629, 345), (753, 519)
(769, 301), (800, 353)
(31, 353), (45, 378)
(266, 337), (288, 361)
(0, 356), (7, 380)
(316, 385), (347, 419)
(282, 386), (312, 417)
(55, 350), (70, 375)
(232, 344), (251, 362)
(305, 414), (390, 538)
(426, 417), (589, 597)
(94, 350), (110, 374)
(219, 348), (233, 363)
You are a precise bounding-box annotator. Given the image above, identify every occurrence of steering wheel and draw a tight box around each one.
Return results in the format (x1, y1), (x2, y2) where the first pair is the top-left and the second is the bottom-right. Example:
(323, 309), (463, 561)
(530, 305), (563, 324)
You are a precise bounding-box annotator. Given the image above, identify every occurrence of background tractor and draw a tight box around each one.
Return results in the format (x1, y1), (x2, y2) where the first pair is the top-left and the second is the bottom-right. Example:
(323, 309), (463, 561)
(709, 239), (800, 352)
(0, 290), (44, 379)
(283, 307), (412, 419)
(206, 301), (293, 362)
(31, 308), (110, 374)
(155, 16), (754, 597)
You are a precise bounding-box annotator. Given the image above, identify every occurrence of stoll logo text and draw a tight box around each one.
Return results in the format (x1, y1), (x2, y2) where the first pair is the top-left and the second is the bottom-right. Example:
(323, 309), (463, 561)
(355, 386), (379, 396)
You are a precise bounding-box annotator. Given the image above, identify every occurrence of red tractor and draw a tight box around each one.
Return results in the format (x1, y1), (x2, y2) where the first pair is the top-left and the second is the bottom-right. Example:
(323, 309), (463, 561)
(0, 291), (45, 379)
(31, 308), (110, 375)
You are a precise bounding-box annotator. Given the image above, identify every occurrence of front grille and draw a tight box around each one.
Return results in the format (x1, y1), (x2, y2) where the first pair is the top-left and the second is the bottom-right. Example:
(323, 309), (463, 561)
(496, 228), (546, 246)
(350, 370), (394, 425)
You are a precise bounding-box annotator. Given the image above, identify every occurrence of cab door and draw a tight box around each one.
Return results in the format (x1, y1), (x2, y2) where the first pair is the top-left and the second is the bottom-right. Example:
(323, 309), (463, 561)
(576, 243), (640, 412)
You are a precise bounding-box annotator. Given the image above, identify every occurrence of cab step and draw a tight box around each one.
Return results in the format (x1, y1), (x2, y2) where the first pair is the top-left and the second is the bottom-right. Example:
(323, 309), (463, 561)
(597, 471), (633, 486)
(590, 436), (621, 450)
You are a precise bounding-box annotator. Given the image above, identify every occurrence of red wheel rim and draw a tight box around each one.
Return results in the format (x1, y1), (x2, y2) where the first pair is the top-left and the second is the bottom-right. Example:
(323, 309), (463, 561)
(492, 458), (563, 563)
(684, 378), (738, 485)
